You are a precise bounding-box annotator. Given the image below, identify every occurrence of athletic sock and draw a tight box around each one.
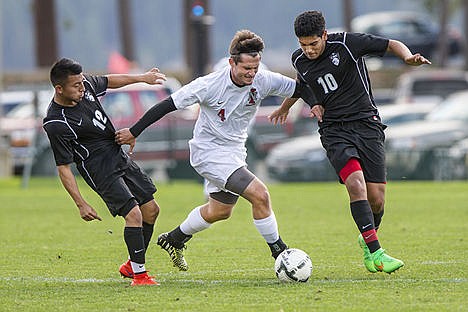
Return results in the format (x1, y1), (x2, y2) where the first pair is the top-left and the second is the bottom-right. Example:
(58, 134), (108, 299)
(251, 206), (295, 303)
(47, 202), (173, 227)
(130, 261), (146, 275)
(168, 226), (193, 248)
(268, 237), (288, 259)
(142, 222), (154, 250)
(350, 200), (381, 253)
(179, 206), (211, 235)
(373, 210), (384, 230)
(124, 227), (146, 266)
(253, 212), (279, 244)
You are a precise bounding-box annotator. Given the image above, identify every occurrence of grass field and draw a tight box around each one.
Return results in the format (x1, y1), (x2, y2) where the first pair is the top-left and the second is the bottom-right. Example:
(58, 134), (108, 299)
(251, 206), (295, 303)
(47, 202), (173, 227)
(0, 177), (466, 312)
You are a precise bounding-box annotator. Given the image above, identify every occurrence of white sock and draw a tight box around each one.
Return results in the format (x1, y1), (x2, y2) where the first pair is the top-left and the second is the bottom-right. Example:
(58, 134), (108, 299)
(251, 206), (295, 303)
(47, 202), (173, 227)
(130, 261), (146, 274)
(180, 206), (211, 235)
(253, 212), (279, 244)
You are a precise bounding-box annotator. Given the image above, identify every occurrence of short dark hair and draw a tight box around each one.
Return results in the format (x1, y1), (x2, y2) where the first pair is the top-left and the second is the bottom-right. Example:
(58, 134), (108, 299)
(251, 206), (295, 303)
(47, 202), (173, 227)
(229, 30), (264, 63)
(50, 58), (82, 87)
(294, 11), (326, 38)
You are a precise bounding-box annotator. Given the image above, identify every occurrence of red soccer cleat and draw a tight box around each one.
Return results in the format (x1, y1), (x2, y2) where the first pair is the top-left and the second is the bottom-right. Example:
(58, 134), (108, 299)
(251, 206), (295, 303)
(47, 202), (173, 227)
(130, 272), (159, 286)
(119, 260), (133, 278)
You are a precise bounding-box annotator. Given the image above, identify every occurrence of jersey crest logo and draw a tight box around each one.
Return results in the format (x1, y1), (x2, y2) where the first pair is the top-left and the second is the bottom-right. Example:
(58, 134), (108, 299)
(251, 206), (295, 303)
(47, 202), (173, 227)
(247, 88), (258, 106)
(84, 91), (96, 102)
(330, 52), (340, 66)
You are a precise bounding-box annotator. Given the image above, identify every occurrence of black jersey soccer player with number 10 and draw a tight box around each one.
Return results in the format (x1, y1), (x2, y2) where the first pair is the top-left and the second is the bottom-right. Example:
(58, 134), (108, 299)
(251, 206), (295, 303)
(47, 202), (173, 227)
(43, 58), (166, 286)
(270, 10), (431, 274)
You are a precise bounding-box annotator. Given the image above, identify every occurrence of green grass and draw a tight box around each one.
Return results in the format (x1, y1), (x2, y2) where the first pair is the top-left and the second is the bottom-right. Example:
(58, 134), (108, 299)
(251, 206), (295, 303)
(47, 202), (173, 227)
(0, 177), (466, 311)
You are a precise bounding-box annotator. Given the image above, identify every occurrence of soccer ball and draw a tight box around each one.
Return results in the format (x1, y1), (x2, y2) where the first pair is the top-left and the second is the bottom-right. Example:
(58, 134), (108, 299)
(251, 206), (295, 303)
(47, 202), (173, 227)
(274, 248), (313, 282)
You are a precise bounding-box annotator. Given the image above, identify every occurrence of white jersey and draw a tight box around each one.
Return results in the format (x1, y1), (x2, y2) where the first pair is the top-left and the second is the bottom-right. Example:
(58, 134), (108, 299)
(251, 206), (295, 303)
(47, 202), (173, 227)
(171, 66), (296, 193)
(171, 66), (296, 148)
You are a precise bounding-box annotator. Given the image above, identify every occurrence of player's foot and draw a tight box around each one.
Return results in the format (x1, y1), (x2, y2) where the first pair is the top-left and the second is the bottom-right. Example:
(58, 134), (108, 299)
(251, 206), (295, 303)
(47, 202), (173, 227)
(157, 232), (188, 271)
(358, 234), (378, 273)
(119, 259), (133, 278)
(269, 237), (288, 259)
(130, 272), (159, 286)
(372, 248), (404, 274)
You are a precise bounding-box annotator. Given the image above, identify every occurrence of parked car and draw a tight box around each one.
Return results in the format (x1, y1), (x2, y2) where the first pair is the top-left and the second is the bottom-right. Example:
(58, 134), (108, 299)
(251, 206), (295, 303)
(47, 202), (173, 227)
(352, 11), (462, 60)
(0, 89), (53, 174)
(385, 90), (468, 180)
(393, 70), (468, 104)
(266, 103), (434, 182)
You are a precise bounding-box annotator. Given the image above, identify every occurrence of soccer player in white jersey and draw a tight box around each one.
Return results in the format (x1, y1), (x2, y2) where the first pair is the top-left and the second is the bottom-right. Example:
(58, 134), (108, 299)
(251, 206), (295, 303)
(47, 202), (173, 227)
(115, 30), (313, 271)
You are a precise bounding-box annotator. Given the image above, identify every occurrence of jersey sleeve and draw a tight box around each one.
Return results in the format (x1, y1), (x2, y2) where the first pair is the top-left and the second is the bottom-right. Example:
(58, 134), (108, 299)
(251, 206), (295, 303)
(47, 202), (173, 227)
(43, 121), (76, 166)
(345, 32), (389, 58)
(171, 76), (207, 109)
(84, 74), (108, 96)
(263, 70), (297, 98)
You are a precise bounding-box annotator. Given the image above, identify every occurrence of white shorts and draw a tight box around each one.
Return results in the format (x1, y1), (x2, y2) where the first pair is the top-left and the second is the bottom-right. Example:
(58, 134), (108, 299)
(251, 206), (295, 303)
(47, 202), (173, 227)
(189, 140), (247, 194)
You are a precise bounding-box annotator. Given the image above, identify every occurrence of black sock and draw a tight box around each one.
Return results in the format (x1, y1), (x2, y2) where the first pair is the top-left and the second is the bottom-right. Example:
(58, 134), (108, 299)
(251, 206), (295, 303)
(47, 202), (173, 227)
(168, 226), (192, 248)
(142, 222), (154, 250)
(124, 227), (145, 265)
(350, 200), (381, 253)
(268, 236), (288, 259)
(373, 210), (384, 230)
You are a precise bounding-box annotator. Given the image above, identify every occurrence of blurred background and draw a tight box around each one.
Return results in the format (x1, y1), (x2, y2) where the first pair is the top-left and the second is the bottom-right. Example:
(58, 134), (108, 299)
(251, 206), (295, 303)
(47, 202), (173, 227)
(1, 0), (468, 183)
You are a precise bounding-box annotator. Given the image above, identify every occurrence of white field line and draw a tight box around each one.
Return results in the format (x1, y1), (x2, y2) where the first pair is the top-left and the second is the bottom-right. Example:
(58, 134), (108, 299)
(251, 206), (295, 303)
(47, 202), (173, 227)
(0, 275), (465, 285)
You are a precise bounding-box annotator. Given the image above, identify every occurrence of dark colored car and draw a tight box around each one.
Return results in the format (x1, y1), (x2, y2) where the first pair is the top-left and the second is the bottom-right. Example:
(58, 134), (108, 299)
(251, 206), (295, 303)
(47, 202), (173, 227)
(351, 11), (463, 60)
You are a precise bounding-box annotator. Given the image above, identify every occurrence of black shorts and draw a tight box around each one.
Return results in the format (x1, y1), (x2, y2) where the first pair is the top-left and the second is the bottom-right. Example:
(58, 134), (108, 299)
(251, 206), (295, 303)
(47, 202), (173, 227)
(319, 117), (387, 183)
(80, 159), (156, 217)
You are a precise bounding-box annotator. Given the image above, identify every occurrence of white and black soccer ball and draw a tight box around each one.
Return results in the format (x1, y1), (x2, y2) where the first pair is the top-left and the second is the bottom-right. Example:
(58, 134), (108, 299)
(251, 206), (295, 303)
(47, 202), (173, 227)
(274, 248), (313, 282)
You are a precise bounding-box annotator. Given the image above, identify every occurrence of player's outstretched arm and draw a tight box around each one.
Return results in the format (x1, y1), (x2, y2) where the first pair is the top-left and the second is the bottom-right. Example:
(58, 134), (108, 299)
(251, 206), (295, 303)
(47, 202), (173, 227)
(269, 98), (299, 125)
(106, 67), (167, 89)
(115, 96), (178, 152)
(387, 39), (432, 66)
(57, 164), (102, 222)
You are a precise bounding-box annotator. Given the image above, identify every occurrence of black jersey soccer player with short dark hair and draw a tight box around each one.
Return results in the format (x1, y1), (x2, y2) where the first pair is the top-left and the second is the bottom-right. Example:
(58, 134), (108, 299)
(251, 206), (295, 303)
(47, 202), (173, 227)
(43, 58), (167, 286)
(270, 11), (431, 274)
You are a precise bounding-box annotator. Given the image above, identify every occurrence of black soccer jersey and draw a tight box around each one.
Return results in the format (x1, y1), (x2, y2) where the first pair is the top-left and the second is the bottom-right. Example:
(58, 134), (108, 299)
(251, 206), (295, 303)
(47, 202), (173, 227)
(43, 75), (129, 186)
(292, 32), (389, 125)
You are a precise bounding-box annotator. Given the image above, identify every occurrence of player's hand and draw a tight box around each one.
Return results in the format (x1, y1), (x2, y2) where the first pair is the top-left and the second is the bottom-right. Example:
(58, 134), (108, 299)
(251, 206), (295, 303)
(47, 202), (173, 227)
(310, 105), (324, 122)
(79, 203), (102, 222)
(404, 53), (431, 66)
(115, 128), (136, 154)
(268, 108), (289, 125)
(143, 68), (167, 85)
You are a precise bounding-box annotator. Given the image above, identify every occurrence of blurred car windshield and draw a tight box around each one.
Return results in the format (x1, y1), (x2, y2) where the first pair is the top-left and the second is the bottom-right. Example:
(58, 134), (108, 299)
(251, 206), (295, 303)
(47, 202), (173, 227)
(412, 79), (468, 99)
(426, 93), (468, 122)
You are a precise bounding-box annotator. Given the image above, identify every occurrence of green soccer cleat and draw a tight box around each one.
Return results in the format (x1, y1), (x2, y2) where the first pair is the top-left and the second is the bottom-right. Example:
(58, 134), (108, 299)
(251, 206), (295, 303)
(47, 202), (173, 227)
(372, 248), (405, 274)
(157, 233), (188, 271)
(358, 234), (378, 273)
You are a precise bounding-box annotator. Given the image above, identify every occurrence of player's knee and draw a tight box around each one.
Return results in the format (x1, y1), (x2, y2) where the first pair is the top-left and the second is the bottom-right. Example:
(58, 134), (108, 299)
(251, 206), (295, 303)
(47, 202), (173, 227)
(141, 200), (159, 223)
(340, 158), (362, 183)
(125, 206), (143, 225)
(369, 197), (385, 213)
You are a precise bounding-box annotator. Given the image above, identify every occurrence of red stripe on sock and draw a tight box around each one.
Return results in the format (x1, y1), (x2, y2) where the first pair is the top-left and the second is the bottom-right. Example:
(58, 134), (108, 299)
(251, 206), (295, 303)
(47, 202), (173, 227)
(362, 229), (378, 243)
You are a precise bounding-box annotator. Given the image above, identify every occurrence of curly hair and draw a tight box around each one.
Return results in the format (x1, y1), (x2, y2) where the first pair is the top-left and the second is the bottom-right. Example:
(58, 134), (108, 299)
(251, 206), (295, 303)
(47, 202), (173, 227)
(229, 30), (264, 63)
(294, 11), (326, 38)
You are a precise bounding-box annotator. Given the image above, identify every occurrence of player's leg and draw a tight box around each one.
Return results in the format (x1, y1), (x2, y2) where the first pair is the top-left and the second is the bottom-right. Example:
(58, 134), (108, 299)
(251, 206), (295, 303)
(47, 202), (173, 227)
(355, 121), (404, 273)
(98, 175), (158, 284)
(230, 167), (288, 259)
(366, 183), (385, 230)
(122, 160), (159, 250)
(158, 194), (237, 271)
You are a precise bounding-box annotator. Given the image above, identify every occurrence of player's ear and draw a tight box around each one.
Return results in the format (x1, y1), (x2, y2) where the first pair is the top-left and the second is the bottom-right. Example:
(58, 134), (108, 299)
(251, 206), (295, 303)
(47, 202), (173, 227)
(54, 85), (63, 94)
(323, 30), (328, 40)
